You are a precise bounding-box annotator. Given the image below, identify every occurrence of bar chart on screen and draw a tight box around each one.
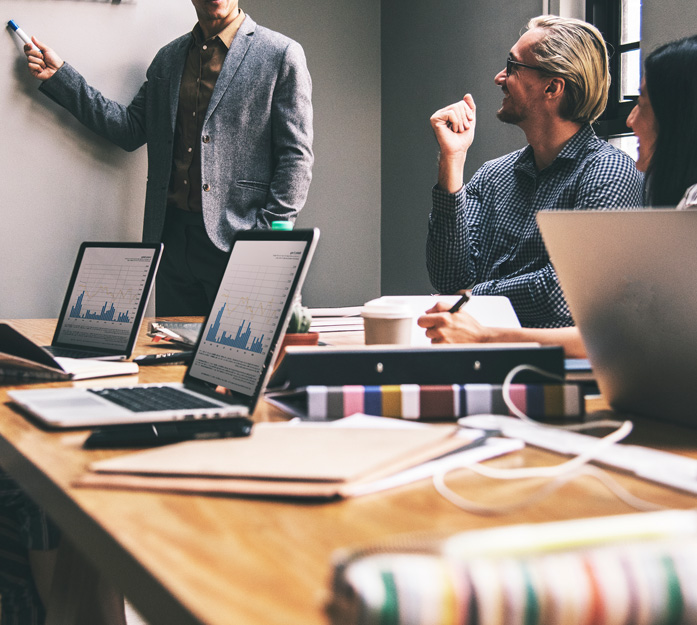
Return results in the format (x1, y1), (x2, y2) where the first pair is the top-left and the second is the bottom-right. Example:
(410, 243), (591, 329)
(205, 303), (266, 353)
(69, 290), (133, 323)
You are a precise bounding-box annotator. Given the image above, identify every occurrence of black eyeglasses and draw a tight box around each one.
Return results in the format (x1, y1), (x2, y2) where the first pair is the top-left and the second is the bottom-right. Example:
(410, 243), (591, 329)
(506, 57), (545, 76)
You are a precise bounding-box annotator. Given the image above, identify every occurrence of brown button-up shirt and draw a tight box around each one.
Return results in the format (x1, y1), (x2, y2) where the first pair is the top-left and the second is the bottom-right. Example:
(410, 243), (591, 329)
(167, 10), (246, 213)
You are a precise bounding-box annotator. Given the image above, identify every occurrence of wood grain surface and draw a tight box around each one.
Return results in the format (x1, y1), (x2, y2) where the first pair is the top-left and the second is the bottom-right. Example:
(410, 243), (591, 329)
(1, 319), (696, 625)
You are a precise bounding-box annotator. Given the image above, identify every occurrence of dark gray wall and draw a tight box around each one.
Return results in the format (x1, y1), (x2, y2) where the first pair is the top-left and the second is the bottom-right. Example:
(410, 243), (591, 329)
(248, 2), (381, 307)
(380, 0), (540, 295)
(642, 0), (697, 58)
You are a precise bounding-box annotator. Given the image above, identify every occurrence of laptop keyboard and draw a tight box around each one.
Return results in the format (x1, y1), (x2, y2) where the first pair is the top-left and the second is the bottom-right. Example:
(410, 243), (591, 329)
(88, 386), (222, 413)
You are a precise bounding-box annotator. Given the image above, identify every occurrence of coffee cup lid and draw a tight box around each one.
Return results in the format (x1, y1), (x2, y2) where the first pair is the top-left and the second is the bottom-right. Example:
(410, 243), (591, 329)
(361, 301), (412, 319)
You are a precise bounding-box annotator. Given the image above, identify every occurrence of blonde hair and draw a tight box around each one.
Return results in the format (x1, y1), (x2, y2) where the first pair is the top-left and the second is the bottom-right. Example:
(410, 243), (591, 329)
(526, 15), (610, 124)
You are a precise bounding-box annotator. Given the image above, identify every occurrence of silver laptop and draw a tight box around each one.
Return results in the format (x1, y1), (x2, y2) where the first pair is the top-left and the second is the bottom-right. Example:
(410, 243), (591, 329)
(45, 242), (163, 360)
(537, 208), (697, 427)
(9, 228), (320, 429)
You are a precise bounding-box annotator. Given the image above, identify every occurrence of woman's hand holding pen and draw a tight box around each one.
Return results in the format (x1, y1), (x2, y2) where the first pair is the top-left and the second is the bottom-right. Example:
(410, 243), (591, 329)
(24, 37), (63, 81)
(417, 299), (493, 345)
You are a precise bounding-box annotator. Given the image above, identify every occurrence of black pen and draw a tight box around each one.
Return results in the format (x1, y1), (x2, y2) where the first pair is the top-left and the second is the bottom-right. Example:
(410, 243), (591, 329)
(83, 418), (253, 449)
(448, 292), (470, 313)
(134, 351), (194, 365)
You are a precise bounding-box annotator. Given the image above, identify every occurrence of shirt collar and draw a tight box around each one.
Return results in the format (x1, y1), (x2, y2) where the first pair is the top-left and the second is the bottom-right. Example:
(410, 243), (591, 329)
(554, 124), (596, 161)
(514, 123), (596, 173)
(192, 8), (246, 49)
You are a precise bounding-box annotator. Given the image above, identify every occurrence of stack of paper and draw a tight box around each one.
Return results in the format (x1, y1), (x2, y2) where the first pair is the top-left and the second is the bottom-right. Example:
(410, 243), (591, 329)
(308, 307), (363, 333)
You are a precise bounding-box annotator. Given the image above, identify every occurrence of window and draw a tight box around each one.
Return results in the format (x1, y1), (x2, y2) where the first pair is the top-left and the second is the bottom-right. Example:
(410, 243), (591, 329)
(587, 0), (642, 160)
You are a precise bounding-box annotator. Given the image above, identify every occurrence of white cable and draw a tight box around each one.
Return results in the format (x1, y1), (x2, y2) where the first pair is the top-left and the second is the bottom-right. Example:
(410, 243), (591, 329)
(431, 363), (662, 512)
(501, 364), (562, 421)
(433, 464), (669, 515)
(466, 419), (633, 480)
(501, 364), (626, 431)
(433, 468), (581, 516)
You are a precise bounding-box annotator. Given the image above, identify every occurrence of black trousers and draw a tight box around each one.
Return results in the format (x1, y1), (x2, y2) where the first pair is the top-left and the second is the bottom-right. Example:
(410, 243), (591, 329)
(156, 208), (230, 317)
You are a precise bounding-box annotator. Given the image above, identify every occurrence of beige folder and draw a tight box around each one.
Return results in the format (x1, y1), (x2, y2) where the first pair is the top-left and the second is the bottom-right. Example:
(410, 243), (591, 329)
(78, 422), (474, 499)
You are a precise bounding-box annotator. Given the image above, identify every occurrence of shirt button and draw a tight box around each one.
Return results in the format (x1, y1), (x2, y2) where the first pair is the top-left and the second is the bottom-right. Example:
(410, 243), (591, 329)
(203, 183), (210, 192)
(183, 180), (188, 186)
(187, 147), (193, 153)
(192, 112), (196, 117)
(202, 45), (208, 51)
(202, 135), (211, 144)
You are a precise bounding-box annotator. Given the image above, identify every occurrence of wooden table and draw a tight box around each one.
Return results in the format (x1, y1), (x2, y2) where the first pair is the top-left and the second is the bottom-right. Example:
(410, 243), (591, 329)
(1, 319), (697, 625)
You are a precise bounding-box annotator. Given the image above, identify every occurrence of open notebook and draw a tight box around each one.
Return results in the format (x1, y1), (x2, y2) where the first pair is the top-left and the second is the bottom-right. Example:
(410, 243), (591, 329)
(9, 229), (319, 429)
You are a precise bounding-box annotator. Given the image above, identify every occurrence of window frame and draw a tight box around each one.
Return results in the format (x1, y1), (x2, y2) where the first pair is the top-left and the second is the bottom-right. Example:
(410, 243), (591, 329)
(586, 0), (641, 139)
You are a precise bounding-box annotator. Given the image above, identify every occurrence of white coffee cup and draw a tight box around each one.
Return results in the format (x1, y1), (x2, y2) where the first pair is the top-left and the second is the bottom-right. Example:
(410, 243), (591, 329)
(361, 301), (413, 345)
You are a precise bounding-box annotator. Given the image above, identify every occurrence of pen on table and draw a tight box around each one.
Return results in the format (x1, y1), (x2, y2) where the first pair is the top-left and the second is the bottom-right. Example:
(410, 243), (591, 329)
(448, 292), (470, 313)
(134, 351), (194, 366)
(83, 418), (254, 449)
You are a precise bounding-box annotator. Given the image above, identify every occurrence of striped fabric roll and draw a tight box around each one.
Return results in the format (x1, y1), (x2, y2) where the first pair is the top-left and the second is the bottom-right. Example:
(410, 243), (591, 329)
(328, 538), (697, 625)
(302, 383), (584, 421)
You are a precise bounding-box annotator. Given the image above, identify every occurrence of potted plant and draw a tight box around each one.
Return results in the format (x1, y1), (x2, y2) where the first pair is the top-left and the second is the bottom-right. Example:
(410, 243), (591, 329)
(286, 301), (313, 334)
(278, 300), (319, 362)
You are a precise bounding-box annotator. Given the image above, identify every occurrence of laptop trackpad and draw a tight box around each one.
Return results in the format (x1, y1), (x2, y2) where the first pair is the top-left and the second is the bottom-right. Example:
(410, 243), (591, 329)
(16, 390), (132, 424)
(30, 395), (109, 410)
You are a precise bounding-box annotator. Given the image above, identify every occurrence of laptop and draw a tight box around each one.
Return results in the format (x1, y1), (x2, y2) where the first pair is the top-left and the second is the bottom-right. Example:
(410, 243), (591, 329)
(537, 208), (697, 427)
(9, 228), (320, 429)
(45, 242), (163, 360)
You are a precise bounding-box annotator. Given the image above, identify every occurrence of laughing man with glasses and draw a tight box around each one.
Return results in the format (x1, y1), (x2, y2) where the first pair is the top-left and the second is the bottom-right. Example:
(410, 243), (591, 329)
(422, 15), (643, 337)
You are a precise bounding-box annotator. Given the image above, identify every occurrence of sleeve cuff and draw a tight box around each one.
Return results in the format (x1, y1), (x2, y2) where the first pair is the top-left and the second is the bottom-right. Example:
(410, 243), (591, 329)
(432, 184), (467, 213)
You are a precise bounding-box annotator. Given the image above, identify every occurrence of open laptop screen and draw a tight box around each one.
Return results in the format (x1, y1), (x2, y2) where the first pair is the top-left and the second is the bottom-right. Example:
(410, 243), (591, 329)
(187, 230), (319, 398)
(52, 243), (162, 356)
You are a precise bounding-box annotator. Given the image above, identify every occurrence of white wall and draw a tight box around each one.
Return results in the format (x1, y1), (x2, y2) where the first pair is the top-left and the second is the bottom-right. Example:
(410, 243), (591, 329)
(1, 1), (180, 317)
(0, 0), (381, 317)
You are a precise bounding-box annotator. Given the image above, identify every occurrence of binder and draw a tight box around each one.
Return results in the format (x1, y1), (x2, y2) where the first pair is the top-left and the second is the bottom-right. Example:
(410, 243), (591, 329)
(268, 344), (565, 389)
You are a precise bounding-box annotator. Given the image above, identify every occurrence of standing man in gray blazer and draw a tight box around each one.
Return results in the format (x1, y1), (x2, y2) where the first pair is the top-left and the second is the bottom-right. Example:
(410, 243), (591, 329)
(23, 0), (313, 316)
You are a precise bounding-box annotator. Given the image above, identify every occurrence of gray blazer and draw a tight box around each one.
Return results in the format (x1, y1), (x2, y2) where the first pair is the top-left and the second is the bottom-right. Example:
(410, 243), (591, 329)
(39, 15), (313, 251)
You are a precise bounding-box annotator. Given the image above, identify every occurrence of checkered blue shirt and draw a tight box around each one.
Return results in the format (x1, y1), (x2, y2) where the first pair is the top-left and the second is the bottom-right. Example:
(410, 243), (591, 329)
(426, 124), (644, 328)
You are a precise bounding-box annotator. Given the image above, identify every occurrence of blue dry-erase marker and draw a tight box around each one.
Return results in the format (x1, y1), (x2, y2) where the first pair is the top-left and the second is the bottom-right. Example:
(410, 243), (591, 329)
(7, 19), (38, 50)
